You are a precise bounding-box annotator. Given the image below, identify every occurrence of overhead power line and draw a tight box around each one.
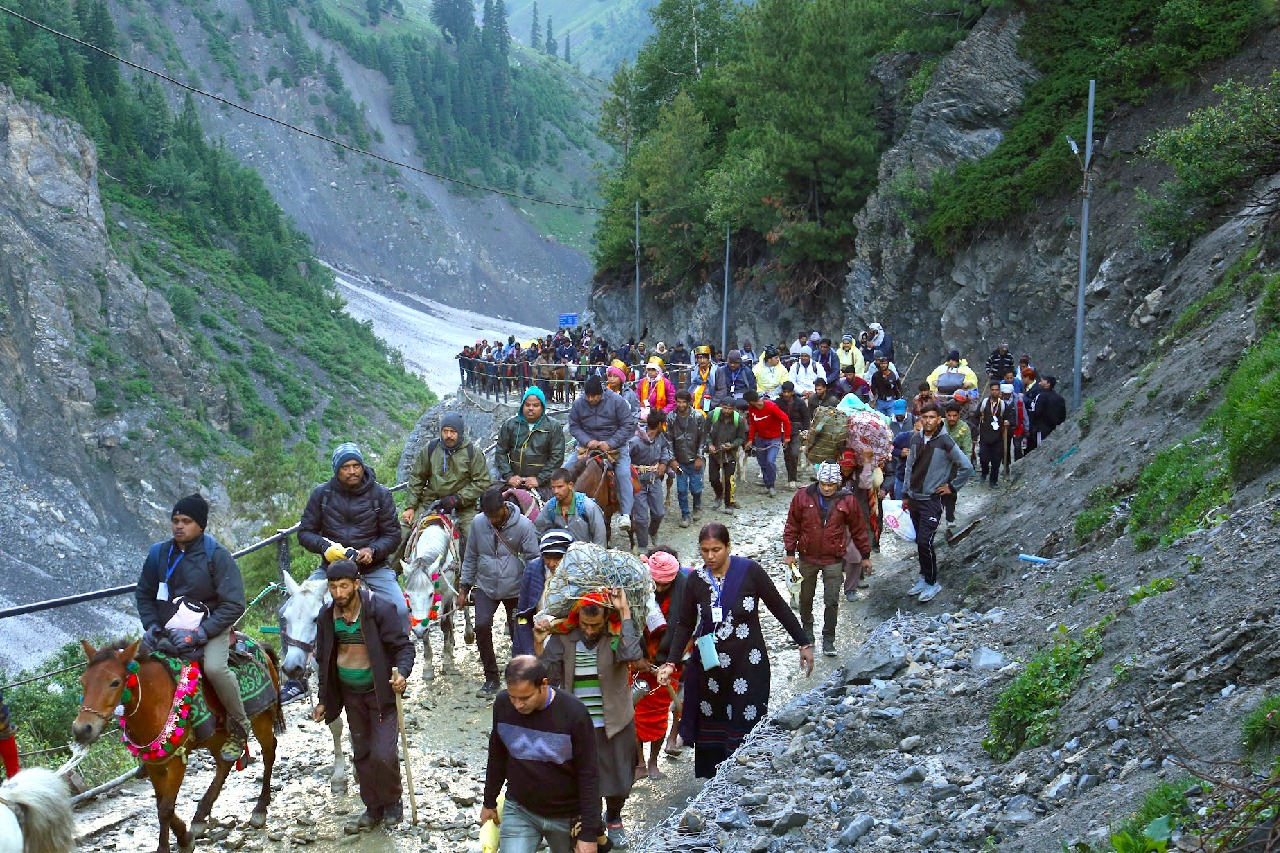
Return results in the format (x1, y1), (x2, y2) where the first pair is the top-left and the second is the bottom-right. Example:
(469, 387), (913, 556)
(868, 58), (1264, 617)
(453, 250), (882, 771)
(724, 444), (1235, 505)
(0, 1), (608, 211)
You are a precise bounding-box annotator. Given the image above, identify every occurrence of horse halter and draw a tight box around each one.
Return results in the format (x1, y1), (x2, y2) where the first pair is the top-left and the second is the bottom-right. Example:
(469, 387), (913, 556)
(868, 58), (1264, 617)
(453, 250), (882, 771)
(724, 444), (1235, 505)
(276, 605), (316, 657)
(81, 657), (143, 723)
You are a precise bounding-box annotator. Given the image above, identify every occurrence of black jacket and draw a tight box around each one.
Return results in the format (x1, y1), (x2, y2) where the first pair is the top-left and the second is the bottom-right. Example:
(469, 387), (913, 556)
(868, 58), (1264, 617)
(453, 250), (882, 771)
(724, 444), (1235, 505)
(779, 394), (811, 433)
(136, 534), (245, 638)
(1031, 388), (1068, 432)
(986, 348), (1016, 380)
(298, 466), (401, 572)
(316, 586), (414, 723)
(655, 569), (692, 661)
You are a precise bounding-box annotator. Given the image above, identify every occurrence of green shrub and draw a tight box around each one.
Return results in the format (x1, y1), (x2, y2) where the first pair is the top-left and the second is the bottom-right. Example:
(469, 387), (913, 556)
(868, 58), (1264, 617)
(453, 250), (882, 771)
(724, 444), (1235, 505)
(1105, 778), (1201, 853)
(1128, 577), (1176, 605)
(983, 621), (1107, 761)
(1166, 245), (1260, 340)
(0, 642), (138, 786)
(1068, 571), (1109, 602)
(1242, 694), (1280, 754)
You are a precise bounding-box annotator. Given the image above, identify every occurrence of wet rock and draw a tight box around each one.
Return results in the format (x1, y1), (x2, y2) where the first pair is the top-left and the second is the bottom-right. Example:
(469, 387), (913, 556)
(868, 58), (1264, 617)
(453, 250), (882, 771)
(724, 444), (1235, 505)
(773, 703), (810, 730)
(971, 646), (1008, 670)
(679, 808), (706, 831)
(839, 815), (875, 846)
(715, 808), (751, 830)
(896, 765), (926, 784)
(843, 640), (908, 684)
(770, 808), (810, 835)
(899, 735), (922, 752)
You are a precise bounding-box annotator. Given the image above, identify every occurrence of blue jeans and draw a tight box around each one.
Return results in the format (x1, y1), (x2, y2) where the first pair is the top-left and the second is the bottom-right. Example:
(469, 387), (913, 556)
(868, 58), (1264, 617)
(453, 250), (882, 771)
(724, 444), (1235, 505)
(308, 565), (407, 631)
(499, 800), (575, 853)
(614, 446), (634, 515)
(676, 466), (704, 518)
(753, 438), (782, 488)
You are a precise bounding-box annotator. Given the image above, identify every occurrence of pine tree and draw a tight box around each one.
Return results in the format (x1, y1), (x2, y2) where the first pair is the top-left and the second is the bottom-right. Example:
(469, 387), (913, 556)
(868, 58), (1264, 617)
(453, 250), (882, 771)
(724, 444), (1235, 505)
(563, 32), (570, 63)
(367, 0), (382, 25)
(529, 1), (541, 50)
(481, 0), (497, 57)
(544, 17), (557, 57)
(494, 0), (510, 56)
(431, 0), (474, 43)
(0, 27), (18, 85)
(391, 71), (414, 123)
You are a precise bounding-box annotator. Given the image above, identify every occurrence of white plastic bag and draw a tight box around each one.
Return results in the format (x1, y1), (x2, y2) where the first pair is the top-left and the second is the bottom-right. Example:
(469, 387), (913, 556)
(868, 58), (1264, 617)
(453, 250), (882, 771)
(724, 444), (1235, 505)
(882, 499), (916, 542)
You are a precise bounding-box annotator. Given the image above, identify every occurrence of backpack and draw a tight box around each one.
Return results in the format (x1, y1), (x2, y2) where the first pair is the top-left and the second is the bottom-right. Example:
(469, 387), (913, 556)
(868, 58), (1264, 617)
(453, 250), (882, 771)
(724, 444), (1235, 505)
(428, 437), (478, 467)
(710, 408), (740, 427)
(148, 534), (221, 584)
(544, 492), (589, 524)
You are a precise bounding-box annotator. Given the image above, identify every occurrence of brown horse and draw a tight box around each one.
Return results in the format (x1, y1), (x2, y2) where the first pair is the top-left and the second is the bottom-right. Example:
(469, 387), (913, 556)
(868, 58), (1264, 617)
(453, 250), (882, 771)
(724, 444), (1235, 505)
(575, 450), (635, 551)
(73, 639), (283, 853)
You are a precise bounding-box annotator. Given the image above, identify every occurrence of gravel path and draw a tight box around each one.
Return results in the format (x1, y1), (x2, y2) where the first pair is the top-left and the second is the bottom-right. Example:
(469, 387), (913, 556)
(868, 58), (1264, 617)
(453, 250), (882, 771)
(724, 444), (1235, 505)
(74, 463), (985, 852)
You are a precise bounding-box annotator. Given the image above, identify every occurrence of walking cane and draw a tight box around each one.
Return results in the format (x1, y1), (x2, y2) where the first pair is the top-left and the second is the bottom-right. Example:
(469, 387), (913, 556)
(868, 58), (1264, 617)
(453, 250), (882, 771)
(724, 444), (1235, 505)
(391, 667), (419, 825)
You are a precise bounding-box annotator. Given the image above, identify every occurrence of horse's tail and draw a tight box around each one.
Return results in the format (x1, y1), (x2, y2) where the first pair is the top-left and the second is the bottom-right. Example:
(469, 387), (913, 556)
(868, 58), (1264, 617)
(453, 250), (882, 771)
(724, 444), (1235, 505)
(261, 643), (288, 736)
(0, 767), (75, 853)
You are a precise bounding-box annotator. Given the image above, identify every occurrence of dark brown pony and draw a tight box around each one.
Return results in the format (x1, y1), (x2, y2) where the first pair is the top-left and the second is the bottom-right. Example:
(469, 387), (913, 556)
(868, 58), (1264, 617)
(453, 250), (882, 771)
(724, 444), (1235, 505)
(575, 450), (635, 550)
(73, 639), (283, 853)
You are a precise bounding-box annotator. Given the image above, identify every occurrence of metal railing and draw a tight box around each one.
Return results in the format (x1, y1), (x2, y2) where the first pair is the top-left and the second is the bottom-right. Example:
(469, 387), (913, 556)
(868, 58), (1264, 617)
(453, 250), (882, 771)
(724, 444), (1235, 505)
(457, 356), (703, 404)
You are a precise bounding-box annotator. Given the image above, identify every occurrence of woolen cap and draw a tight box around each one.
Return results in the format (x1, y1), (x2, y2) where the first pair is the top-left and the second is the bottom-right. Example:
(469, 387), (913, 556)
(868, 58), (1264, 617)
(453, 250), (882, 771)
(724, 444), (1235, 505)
(325, 559), (359, 581)
(171, 493), (209, 529)
(816, 462), (842, 483)
(585, 375), (604, 395)
(539, 530), (574, 557)
(331, 442), (363, 473)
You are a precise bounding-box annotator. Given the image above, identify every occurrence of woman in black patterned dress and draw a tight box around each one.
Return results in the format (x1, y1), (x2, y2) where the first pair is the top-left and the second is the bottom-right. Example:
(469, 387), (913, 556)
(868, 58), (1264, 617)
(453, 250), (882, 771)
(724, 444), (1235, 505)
(657, 523), (814, 777)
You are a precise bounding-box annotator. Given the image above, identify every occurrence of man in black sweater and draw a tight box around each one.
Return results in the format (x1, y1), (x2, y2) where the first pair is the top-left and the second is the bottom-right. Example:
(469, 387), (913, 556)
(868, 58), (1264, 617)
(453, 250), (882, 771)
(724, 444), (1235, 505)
(483, 656), (602, 853)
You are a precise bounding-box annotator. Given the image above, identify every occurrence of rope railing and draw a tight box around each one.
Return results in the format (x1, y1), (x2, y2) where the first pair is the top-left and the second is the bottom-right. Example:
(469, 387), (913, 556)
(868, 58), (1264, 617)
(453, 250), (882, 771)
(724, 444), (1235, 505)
(457, 355), (703, 404)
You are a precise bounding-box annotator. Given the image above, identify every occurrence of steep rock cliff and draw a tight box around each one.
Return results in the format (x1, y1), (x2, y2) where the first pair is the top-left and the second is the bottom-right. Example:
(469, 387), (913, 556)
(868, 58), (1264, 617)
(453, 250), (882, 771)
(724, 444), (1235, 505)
(0, 89), (216, 667)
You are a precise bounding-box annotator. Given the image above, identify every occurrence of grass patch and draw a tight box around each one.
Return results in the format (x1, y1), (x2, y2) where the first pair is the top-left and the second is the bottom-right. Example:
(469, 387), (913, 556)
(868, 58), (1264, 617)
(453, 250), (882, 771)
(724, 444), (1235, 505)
(1129, 435), (1230, 550)
(1079, 397), (1097, 437)
(983, 620), (1107, 761)
(1074, 484), (1123, 540)
(1242, 694), (1280, 755)
(1215, 330), (1280, 477)
(1166, 244), (1260, 341)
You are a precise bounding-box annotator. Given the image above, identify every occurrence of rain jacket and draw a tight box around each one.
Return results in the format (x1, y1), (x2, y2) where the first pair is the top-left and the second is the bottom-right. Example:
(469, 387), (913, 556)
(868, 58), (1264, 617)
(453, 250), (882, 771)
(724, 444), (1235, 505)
(926, 360), (980, 394)
(461, 501), (541, 600)
(783, 484), (870, 565)
(404, 432), (491, 514)
(496, 388), (566, 487)
(569, 389), (635, 450)
(754, 361), (791, 398)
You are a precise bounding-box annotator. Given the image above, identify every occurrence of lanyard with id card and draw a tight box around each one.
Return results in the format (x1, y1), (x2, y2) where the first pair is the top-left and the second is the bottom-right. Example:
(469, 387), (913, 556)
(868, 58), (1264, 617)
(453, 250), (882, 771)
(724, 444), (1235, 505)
(156, 545), (184, 602)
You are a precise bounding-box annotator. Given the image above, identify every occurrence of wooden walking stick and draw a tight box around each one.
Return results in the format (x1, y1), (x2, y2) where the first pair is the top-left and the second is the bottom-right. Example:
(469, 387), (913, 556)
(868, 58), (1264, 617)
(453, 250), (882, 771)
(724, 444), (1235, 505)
(391, 667), (419, 825)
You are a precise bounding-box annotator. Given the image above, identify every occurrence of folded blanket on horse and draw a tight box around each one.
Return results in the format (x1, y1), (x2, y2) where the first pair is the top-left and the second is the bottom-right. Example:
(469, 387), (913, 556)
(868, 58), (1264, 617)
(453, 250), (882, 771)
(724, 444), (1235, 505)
(150, 635), (279, 742)
(539, 543), (654, 621)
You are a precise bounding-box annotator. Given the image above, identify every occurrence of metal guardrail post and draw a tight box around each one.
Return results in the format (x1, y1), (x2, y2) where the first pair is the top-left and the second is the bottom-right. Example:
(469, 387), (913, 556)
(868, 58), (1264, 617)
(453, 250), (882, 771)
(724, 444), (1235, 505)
(277, 536), (291, 585)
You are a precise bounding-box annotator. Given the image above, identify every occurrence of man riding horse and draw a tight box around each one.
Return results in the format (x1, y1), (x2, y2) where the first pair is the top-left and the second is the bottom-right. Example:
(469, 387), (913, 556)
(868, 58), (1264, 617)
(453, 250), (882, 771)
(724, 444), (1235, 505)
(568, 374), (636, 534)
(135, 493), (250, 762)
(402, 412), (491, 563)
(495, 387), (565, 502)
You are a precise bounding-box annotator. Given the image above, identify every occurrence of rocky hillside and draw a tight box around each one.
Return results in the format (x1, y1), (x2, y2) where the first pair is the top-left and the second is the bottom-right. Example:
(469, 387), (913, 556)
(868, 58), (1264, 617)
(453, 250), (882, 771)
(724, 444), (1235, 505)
(109, 0), (604, 325)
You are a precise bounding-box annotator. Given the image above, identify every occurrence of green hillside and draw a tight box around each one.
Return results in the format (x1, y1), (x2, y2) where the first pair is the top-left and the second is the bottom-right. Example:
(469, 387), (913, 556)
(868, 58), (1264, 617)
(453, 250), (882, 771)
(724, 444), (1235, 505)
(504, 0), (657, 76)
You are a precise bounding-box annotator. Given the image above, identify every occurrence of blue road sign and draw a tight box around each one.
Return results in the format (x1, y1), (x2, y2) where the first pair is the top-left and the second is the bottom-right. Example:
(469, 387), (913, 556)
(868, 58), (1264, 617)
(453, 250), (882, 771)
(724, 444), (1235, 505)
(558, 313), (579, 328)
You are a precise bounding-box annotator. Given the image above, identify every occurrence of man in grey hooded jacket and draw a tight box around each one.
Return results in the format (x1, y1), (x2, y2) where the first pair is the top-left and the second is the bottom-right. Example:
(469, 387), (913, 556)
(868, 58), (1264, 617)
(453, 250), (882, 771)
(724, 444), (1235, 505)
(460, 485), (541, 697)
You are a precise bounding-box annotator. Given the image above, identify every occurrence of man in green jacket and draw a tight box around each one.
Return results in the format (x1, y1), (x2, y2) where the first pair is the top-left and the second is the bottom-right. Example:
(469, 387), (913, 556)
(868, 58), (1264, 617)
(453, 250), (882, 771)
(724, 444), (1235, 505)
(495, 387), (566, 500)
(402, 412), (492, 558)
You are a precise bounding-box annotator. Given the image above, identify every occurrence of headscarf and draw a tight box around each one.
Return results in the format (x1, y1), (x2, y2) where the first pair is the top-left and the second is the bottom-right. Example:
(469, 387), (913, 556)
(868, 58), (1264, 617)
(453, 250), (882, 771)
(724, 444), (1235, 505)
(646, 552), (680, 583)
(816, 462), (842, 484)
(607, 365), (629, 388)
(554, 590), (623, 648)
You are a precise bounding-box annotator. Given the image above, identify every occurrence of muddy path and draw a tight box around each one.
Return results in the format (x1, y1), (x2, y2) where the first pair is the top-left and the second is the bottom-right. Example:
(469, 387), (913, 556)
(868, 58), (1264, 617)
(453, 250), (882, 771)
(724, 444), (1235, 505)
(75, 465), (986, 852)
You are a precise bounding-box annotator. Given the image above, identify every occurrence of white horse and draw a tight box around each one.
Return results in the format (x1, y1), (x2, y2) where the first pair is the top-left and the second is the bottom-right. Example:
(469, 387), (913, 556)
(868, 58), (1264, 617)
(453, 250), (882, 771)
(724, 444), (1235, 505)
(0, 767), (76, 853)
(277, 574), (349, 796)
(401, 514), (473, 680)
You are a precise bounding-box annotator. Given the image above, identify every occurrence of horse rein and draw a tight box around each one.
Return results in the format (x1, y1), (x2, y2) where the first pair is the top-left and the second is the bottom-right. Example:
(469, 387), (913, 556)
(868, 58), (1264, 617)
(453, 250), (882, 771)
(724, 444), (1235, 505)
(81, 658), (144, 723)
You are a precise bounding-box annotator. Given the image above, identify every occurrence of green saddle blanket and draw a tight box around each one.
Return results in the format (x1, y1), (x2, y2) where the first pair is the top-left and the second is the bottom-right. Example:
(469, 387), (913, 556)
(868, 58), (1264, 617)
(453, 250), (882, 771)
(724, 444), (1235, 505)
(153, 635), (278, 742)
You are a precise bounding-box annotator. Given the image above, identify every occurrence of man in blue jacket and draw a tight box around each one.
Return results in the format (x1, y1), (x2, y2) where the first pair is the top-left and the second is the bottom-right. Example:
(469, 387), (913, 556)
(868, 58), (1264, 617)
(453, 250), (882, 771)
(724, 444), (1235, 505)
(136, 493), (249, 762)
(513, 530), (575, 657)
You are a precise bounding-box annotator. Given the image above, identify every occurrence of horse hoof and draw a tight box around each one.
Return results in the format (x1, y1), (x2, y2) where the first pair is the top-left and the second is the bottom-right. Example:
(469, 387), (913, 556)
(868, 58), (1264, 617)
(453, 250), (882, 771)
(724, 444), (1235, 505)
(331, 780), (348, 796)
(249, 812), (267, 829)
(179, 838), (196, 853)
(191, 821), (206, 839)
(464, 630), (476, 645)
(422, 665), (436, 681)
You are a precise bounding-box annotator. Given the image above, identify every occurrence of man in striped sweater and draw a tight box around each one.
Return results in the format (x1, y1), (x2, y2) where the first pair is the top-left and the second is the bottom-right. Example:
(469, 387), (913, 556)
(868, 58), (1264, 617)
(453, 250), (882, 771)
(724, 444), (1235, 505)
(539, 589), (642, 849)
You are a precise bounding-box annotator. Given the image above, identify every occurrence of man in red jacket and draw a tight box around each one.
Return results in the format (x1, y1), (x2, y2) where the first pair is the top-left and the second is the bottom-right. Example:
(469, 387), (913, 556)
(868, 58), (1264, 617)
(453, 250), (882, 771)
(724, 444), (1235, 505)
(783, 462), (872, 657)
(744, 389), (791, 498)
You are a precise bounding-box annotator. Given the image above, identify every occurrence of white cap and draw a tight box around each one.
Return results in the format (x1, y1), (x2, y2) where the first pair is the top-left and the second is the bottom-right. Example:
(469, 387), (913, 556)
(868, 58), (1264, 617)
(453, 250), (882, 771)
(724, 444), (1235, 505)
(1000, 383), (1014, 393)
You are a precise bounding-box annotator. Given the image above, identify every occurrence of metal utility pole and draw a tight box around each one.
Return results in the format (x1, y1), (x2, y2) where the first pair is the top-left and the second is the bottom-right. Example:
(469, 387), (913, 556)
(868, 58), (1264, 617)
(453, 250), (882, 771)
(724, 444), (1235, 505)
(1070, 80), (1095, 410)
(634, 201), (641, 343)
(721, 224), (730, 356)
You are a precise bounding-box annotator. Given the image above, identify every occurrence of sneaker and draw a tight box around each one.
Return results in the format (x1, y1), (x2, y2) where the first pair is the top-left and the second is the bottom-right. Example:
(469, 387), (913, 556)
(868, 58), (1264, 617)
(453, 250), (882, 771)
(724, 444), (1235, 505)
(766, 487), (776, 498)
(219, 718), (248, 763)
(908, 577), (928, 596)
(722, 504), (735, 515)
(692, 507), (702, 520)
(822, 638), (837, 657)
(679, 516), (690, 528)
(279, 679), (307, 705)
(918, 583), (943, 603)
(787, 480), (798, 490)
(344, 809), (381, 834)
(607, 821), (630, 849)
(845, 591), (857, 602)
(382, 801), (404, 826)
(618, 514), (632, 531)
(476, 679), (500, 698)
